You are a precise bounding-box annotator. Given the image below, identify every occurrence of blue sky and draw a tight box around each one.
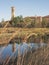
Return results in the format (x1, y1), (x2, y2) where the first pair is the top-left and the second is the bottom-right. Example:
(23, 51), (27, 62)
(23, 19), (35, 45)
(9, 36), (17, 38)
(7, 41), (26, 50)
(0, 0), (49, 21)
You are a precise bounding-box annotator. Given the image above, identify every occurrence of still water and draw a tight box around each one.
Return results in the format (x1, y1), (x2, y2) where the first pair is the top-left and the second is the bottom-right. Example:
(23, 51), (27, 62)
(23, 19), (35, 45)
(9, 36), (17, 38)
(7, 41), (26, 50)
(0, 42), (46, 64)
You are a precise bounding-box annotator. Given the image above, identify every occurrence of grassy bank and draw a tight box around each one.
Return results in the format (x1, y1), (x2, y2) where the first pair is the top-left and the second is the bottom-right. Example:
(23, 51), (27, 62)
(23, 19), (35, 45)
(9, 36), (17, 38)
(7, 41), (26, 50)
(0, 28), (49, 44)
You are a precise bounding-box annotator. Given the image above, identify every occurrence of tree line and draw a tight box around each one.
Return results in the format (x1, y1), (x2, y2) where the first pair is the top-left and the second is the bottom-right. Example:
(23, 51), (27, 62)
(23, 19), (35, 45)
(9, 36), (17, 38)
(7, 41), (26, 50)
(0, 15), (49, 28)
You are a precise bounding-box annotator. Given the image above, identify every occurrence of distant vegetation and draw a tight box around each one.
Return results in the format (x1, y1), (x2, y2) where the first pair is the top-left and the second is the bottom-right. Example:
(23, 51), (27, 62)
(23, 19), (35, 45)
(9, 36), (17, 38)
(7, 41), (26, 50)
(11, 16), (49, 28)
(0, 15), (49, 28)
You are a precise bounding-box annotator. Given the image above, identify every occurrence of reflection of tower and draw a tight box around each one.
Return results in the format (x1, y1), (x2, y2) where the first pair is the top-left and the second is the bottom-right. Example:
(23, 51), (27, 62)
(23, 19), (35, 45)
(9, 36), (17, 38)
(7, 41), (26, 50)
(12, 43), (16, 52)
(11, 7), (15, 20)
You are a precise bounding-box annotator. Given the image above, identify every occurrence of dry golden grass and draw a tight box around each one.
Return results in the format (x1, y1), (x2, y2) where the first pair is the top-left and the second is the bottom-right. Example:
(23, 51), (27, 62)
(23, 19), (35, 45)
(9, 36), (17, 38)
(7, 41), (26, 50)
(0, 28), (49, 44)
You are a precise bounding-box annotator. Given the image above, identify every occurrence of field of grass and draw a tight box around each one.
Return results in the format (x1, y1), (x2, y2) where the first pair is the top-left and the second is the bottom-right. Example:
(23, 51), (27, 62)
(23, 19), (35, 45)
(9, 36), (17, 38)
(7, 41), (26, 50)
(0, 28), (49, 44)
(0, 28), (49, 35)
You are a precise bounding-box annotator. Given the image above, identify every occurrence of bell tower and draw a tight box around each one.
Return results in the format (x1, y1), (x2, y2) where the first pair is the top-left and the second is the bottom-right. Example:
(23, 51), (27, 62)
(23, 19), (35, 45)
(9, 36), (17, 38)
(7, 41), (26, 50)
(11, 6), (15, 19)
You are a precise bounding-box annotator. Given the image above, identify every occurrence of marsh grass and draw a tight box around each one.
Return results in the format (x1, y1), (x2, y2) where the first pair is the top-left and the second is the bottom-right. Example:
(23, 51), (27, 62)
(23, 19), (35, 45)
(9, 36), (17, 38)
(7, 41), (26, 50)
(0, 44), (49, 65)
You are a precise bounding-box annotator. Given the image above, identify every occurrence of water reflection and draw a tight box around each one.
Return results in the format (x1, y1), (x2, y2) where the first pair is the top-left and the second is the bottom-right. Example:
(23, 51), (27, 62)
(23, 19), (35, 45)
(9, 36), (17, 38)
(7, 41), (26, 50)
(0, 43), (47, 64)
(12, 43), (16, 52)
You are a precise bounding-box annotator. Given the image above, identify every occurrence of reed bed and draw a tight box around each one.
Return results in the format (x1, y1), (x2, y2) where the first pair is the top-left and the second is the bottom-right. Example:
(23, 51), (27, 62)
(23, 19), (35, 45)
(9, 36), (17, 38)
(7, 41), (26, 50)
(0, 44), (49, 65)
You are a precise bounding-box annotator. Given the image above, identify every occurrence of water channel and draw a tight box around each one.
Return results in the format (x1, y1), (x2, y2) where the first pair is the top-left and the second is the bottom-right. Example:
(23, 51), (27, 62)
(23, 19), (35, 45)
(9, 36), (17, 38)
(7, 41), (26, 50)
(0, 42), (47, 65)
